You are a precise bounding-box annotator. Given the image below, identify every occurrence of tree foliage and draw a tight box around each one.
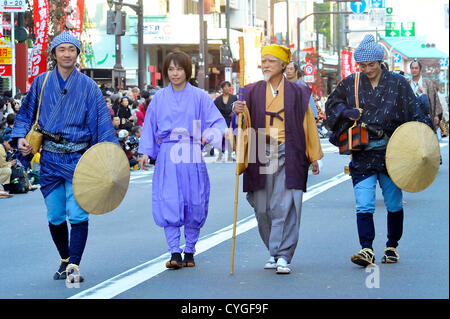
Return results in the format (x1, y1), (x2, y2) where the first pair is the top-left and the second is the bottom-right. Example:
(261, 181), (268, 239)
(314, 1), (331, 49)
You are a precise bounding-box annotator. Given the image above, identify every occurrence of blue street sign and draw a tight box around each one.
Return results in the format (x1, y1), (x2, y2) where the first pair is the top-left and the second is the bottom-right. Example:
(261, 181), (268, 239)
(369, 0), (385, 9)
(350, 1), (367, 14)
(393, 53), (402, 63)
(440, 58), (449, 68)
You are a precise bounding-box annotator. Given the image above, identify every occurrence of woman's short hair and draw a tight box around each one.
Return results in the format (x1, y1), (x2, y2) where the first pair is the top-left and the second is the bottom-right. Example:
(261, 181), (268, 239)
(162, 51), (192, 82)
(220, 81), (231, 89)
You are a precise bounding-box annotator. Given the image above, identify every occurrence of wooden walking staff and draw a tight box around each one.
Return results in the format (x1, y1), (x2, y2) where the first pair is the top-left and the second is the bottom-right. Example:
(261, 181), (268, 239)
(230, 36), (245, 275)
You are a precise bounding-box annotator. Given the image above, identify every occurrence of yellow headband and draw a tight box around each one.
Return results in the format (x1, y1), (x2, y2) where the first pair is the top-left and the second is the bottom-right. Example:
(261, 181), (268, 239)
(261, 44), (291, 64)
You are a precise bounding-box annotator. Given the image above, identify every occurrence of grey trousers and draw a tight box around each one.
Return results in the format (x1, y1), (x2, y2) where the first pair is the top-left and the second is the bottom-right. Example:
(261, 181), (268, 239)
(247, 143), (303, 264)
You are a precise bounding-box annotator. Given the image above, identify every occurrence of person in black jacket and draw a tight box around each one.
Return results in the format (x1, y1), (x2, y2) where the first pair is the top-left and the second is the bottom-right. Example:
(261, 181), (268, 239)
(213, 81), (237, 161)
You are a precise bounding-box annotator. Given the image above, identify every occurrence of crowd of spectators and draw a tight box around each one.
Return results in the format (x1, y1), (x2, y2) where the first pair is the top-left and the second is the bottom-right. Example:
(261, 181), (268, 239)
(101, 84), (159, 170)
(1, 89), (39, 198)
(0, 82), (161, 198)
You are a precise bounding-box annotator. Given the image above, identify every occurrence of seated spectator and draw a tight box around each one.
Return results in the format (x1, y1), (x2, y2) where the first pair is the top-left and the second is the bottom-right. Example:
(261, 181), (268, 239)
(136, 90), (151, 126)
(0, 135), (15, 198)
(112, 115), (120, 135)
(105, 97), (114, 116)
(131, 125), (142, 140)
(118, 129), (138, 169)
(2, 113), (15, 139)
(116, 97), (134, 131)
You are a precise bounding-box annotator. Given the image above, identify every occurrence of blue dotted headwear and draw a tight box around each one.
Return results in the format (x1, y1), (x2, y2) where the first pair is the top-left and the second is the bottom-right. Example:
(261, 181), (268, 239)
(353, 34), (385, 63)
(51, 31), (81, 53)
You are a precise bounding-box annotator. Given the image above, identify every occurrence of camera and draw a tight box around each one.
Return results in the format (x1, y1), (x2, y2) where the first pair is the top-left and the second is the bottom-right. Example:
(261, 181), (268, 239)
(124, 136), (139, 151)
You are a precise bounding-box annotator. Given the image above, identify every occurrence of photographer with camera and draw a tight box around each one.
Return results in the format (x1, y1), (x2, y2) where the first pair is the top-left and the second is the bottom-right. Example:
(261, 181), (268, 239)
(118, 129), (139, 169)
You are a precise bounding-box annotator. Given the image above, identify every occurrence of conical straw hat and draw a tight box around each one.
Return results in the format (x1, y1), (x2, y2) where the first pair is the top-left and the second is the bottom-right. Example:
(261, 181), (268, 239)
(386, 121), (440, 193)
(73, 142), (130, 214)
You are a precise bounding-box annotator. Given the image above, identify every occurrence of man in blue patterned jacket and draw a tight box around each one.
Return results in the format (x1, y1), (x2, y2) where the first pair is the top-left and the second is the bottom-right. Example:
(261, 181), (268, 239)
(11, 32), (118, 284)
(325, 34), (432, 267)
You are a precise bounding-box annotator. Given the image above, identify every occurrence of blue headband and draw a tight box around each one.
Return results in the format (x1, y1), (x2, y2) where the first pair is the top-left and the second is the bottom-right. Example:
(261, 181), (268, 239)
(51, 31), (81, 52)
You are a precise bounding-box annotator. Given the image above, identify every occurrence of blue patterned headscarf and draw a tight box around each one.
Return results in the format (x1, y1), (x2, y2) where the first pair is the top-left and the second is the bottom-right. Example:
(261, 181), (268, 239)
(50, 31), (81, 53)
(353, 34), (385, 63)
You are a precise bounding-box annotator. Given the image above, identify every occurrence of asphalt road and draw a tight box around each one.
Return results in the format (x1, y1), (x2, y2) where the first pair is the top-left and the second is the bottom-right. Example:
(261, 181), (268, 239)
(0, 138), (448, 306)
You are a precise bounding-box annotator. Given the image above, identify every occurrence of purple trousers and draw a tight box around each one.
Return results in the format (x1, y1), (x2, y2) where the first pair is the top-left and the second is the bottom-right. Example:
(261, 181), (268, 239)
(164, 226), (201, 254)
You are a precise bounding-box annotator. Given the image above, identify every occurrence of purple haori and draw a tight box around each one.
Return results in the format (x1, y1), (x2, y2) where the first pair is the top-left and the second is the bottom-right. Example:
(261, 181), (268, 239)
(138, 83), (227, 254)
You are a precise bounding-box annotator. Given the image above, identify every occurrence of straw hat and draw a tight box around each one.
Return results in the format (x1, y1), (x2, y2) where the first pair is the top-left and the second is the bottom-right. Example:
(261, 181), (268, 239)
(385, 122), (440, 193)
(73, 142), (130, 214)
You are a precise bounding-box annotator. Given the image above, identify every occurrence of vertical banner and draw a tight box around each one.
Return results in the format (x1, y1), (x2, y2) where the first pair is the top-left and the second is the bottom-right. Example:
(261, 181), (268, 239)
(64, 0), (85, 41)
(29, 0), (50, 86)
(341, 50), (359, 79)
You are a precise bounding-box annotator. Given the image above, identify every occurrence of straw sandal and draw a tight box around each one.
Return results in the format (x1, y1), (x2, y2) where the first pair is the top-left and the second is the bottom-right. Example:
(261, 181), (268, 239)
(351, 248), (375, 267)
(381, 247), (400, 263)
(53, 258), (69, 280)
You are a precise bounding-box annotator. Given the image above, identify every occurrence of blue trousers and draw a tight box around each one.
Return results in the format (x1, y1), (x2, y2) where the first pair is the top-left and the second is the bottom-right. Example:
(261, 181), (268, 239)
(45, 181), (89, 225)
(353, 173), (403, 214)
(353, 173), (404, 249)
(45, 181), (89, 265)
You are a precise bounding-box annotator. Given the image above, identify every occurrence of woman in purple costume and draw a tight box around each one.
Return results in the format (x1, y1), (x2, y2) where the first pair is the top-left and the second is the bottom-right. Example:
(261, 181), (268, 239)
(138, 51), (227, 269)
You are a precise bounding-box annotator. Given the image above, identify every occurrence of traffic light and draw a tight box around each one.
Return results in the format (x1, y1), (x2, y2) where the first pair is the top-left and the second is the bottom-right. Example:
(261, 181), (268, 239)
(421, 43), (435, 48)
(106, 9), (127, 36)
(106, 10), (116, 35)
(220, 45), (233, 67)
(115, 11), (127, 36)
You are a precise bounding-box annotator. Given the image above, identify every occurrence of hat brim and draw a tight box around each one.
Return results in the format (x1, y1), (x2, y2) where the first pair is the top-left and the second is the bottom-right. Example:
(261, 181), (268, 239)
(386, 122), (440, 193)
(73, 142), (130, 214)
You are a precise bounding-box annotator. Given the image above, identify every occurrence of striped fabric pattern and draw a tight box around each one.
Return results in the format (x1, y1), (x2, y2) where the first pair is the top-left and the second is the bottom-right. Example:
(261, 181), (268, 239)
(12, 69), (118, 198)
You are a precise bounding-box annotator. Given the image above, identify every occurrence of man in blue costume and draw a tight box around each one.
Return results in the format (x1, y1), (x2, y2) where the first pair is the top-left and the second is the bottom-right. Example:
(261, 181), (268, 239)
(325, 34), (432, 267)
(11, 32), (118, 284)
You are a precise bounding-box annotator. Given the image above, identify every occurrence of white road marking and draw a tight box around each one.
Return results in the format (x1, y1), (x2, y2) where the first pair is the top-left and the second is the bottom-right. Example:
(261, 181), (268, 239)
(69, 172), (350, 299)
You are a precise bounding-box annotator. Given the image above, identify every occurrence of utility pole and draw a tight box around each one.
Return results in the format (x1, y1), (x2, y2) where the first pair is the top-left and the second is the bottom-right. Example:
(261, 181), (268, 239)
(226, 0), (230, 46)
(286, 0), (290, 47)
(296, 10), (352, 61)
(107, 0), (145, 90)
(198, 0), (207, 90)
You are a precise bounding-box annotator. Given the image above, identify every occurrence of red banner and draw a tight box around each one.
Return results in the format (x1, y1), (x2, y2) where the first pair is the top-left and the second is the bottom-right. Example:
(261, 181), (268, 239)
(29, 0), (50, 86)
(341, 50), (359, 79)
(64, 0), (85, 41)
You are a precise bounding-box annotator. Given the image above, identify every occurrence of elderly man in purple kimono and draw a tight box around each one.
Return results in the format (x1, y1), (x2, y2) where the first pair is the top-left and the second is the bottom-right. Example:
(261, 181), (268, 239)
(11, 32), (118, 284)
(233, 44), (323, 274)
(139, 51), (227, 269)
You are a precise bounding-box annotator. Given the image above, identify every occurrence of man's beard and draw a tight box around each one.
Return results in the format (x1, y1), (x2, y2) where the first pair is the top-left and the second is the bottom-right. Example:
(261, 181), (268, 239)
(263, 70), (273, 81)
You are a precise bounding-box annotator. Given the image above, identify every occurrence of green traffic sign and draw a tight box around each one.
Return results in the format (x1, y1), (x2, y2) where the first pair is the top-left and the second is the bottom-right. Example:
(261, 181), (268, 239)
(385, 21), (415, 37)
(385, 21), (401, 37)
(401, 22), (415, 37)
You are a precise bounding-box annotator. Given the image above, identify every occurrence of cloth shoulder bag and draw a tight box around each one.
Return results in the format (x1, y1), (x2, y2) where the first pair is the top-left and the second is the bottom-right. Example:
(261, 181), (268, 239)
(25, 72), (50, 154)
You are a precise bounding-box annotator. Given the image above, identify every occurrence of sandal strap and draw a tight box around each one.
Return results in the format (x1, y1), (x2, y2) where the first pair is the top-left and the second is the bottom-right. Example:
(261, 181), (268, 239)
(384, 247), (399, 258)
(360, 248), (374, 259)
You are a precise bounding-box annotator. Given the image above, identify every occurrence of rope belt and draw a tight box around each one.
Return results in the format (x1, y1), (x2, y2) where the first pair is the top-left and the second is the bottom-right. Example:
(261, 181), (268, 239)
(42, 140), (89, 154)
(265, 108), (285, 126)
